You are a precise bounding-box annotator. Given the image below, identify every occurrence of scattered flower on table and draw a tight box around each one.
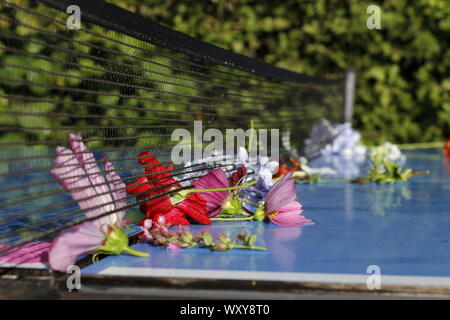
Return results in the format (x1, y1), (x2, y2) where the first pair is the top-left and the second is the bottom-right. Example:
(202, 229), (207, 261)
(235, 147), (279, 213)
(371, 142), (405, 164)
(48, 133), (147, 272)
(237, 147), (279, 190)
(305, 121), (367, 160)
(352, 153), (429, 184)
(126, 151), (181, 224)
(42, 133), (327, 271)
(192, 167), (247, 218)
(255, 172), (314, 227)
(139, 224), (267, 252)
(319, 123), (367, 160)
(304, 121), (366, 178)
(274, 157), (301, 178)
(192, 168), (231, 217)
(126, 151), (211, 227)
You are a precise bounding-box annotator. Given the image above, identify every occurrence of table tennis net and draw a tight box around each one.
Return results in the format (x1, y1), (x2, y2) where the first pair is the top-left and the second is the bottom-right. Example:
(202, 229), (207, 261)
(0, 0), (345, 255)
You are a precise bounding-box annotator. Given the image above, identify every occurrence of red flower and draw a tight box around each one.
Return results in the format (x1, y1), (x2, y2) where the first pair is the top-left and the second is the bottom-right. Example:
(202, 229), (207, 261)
(444, 139), (450, 158)
(153, 207), (190, 227)
(126, 151), (180, 223)
(138, 195), (174, 221)
(152, 194), (211, 227)
(274, 158), (301, 178)
(178, 193), (210, 225)
(127, 151), (180, 198)
(126, 151), (210, 227)
(229, 166), (247, 186)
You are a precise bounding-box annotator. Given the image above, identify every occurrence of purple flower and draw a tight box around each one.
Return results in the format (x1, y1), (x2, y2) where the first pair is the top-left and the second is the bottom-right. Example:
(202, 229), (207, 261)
(48, 133), (147, 272)
(306, 121), (366, 159)
(323, 123), (363, 157)
(264, 172), (313, 227)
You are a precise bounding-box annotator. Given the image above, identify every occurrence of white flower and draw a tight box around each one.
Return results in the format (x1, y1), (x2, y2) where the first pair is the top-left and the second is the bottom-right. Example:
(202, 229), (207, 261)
(237, 147), (278, 188)
(371, 142), (405, 164)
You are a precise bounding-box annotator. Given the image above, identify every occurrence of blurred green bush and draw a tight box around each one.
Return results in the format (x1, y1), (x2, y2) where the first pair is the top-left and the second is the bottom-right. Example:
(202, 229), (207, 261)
(109, 0), (450, 144)
(1, 0), (448, 147)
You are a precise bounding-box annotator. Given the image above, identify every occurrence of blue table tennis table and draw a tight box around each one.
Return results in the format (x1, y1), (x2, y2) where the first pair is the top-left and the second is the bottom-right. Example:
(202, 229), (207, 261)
(78, 149), (450, 298)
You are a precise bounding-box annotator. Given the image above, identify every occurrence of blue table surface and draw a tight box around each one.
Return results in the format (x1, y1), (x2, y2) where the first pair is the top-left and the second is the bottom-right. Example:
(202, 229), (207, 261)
(79, 150), (450, 278)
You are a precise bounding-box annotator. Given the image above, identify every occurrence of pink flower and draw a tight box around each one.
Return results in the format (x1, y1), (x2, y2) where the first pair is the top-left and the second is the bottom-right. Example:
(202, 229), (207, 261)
(48, 134), (146, 272)
(193, 168), (230, 217)
(165, 242), (181, 251)
(49, 221), (108, 272)
(0, 242), (52, 267)
(50, 133), (126, 222)
(264, 172), (313, 227)
(140, 219), (153, 240)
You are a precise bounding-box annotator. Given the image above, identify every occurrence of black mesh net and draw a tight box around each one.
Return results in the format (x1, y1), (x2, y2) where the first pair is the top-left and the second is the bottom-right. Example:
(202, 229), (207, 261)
(0, 0), (344, 255)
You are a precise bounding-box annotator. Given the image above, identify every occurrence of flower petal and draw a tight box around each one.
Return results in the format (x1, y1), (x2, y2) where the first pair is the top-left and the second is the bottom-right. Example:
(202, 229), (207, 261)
(69, 134), (113, 215)
(230, 166), (247, 186)
(193, 168), (229, 217)
(259, 168), (274, 188)
(51, 146), (114, 220)
(266, 161), (279, 174)
(126, 176), (152, 195)
(103, 154), (126, 222)
(269, 201), (313, 227)
(154, 208), (190, 227)
(48, 222), (104, 272)
(177, 193), (211, 224)
(0, 242), (52, 266)
(259, 157), (269, 166)
(139, 195), (174, 222)
(238, 147), (248, 163)
(265, 171), (296, 213)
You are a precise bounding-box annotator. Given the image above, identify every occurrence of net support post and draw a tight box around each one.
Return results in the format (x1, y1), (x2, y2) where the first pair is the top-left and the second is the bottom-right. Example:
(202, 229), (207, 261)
(344, 68), (356, 124)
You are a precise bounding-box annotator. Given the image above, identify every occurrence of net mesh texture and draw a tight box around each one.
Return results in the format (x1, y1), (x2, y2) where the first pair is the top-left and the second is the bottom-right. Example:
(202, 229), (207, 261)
(0, 0), (345, 255)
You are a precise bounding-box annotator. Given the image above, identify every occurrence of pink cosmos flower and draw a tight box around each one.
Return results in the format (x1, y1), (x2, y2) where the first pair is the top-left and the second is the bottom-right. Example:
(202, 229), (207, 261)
(192, 168), (230, 217)
(48, 133), (132, 272)
(264, 171), (313, 227)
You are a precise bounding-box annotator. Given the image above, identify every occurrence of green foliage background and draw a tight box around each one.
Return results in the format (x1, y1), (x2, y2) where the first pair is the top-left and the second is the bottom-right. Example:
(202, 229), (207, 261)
(108, 0), (450, 144)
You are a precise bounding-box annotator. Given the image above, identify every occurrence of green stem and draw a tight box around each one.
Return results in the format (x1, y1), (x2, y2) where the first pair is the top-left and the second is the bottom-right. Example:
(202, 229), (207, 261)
(211, 217), (255, 222)
(187, 180), (257, 194)
(412, 170), (430, 176)
(248, 118), (255, 153)
(319, 178), (352, 183)
(395, 141), (444, 150)
(123, 246), (149, 257)
(232, 244), (267, 251)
